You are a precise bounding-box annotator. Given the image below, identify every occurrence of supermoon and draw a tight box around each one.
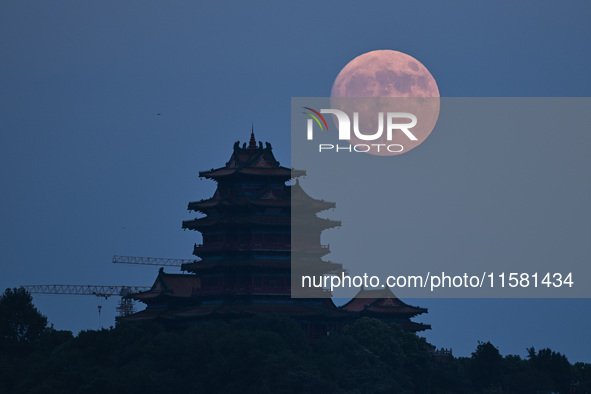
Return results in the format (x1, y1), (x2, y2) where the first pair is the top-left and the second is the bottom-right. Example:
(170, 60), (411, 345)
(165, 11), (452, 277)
(330, 50), (440, 156)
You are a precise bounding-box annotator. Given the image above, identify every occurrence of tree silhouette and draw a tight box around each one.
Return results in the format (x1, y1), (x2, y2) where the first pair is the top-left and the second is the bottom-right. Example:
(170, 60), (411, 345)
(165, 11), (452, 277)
(0, 310), (589, 393)
(527, 347), (571, 393)
(470, 340), (503, 391)
(0, 287), (48, 348)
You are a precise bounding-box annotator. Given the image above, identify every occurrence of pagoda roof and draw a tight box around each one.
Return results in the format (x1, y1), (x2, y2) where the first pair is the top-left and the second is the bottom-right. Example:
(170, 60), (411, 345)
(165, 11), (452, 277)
(340, 287), (428, 316)
(118, 308), (162, 321)
(131, 298), (349, 321)
(290, 180), (336, 212)
(181, 258), (342, 273)
(187, 185), (288, 212)
(133, 269), (201, 301)
(398, 321), (431, 332)
(173, 299), (348, 319)
(182, 215), (340, 230)
(199, 132), (305, 179)
(187, 182), (335, 213)
(125, 296), (429, 331)
(200, 167), (304, 178)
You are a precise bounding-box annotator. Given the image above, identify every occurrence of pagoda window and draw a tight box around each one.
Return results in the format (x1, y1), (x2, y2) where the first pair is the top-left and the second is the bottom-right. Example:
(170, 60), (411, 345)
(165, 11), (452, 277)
(204, 277), (220, 290)
(239, 276), (249, 290)
(224, 275), (236, 290)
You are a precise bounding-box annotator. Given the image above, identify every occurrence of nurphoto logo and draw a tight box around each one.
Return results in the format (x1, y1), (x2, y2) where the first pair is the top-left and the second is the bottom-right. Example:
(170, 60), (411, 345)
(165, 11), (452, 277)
(304, 106), (418, 154)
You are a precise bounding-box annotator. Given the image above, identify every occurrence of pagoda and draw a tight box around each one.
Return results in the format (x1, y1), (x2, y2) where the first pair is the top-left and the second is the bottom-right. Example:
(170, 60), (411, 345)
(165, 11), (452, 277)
(123, 132), (429, 340)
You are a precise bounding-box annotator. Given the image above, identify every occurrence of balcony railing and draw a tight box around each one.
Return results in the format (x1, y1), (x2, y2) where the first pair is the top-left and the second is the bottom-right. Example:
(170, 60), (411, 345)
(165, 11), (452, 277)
(193, 243), (330, 252)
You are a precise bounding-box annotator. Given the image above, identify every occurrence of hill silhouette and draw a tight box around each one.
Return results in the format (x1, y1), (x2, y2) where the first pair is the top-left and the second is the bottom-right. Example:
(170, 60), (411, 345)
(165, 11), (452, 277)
(1, 287), (590, 393)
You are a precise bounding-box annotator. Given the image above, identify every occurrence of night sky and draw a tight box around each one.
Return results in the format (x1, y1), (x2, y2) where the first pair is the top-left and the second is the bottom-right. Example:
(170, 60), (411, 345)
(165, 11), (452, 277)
(1, 2), (590, 362)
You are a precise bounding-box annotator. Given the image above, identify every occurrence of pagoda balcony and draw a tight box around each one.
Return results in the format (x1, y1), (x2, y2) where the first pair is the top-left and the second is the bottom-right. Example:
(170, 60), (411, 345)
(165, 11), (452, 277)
(193, 243), (330, 253)
(192, 288), (292, 296)
(190, 287), (332, 297)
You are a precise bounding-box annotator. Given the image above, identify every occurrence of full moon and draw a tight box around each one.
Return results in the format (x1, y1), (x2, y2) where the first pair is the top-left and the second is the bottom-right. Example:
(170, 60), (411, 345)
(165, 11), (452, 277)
(330, 50), (440, 156)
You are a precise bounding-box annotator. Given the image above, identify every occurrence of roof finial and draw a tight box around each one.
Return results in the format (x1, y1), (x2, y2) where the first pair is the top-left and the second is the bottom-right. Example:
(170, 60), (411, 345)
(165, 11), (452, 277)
(248, 123), (257, 150)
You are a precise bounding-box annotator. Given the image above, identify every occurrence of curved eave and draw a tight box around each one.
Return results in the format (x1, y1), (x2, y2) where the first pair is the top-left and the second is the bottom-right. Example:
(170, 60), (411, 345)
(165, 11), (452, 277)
(183, 215), (339, 230)
(189, 198), (295, 211)
(199, 167), (305, 179)
(132, 291), (183, 301)
(400, 321), (431, 332)
(290, 200), (336, 212)
(292, 218), (341, 230)
(182, 259), (341, 272)
(187, 199), (220, 210)
(187, 198), (239, 212)
(117, 309), (162, 321)
(187, 199), (335, 216)
(357, 307), (428, 317)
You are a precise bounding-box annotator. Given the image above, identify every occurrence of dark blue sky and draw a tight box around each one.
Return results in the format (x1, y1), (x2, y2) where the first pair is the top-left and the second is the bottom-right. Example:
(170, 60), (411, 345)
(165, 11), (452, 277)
(1, 1), (590, 362)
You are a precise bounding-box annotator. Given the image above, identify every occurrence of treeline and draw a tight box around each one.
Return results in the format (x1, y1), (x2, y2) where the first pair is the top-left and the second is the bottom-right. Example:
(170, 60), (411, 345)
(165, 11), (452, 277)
(1, 287), (590, 393)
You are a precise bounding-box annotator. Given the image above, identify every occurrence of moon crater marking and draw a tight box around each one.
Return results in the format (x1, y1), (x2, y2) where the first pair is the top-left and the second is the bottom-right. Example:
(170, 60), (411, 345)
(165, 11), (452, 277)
(330, 50), (440, 156)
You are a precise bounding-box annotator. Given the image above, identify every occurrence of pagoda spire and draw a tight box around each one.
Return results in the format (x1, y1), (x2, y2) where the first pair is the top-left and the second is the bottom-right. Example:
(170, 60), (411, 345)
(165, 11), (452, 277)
(248, 125), (257, 150)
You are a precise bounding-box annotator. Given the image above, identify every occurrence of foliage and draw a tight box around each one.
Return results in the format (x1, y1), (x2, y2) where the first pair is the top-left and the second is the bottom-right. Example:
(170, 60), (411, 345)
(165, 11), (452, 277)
(0, 287), (49, 349)
(469, 340), (503, 390)
(0, 290), (589, 393)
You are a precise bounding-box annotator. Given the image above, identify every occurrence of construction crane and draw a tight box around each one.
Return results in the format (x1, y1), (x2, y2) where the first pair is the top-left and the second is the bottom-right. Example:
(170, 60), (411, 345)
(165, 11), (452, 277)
(112, 255), (196, 268)
(22, 285), (151, 318)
